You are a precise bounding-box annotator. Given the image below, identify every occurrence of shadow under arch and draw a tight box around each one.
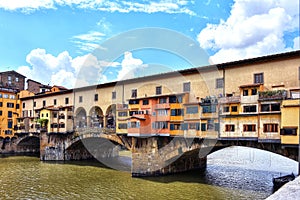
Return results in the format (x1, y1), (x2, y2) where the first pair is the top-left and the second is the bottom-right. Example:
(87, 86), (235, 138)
(105, 104), (116, 128)
(16, 136), (40, 153)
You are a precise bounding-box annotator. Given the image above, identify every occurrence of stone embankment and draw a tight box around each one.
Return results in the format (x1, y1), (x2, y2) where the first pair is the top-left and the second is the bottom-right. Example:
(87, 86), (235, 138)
(266, 175), (300, 200)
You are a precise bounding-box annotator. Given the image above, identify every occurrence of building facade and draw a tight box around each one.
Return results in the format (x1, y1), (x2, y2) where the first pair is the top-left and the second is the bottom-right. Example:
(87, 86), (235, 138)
(2, 50), (300, 146)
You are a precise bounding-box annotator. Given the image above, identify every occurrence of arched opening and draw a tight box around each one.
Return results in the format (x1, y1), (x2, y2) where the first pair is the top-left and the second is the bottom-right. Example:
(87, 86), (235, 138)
(105, 104), (116, 128)
(17, 136), (40, 154)
(89, 106), (104, 128)
(75, 107), (87, 128)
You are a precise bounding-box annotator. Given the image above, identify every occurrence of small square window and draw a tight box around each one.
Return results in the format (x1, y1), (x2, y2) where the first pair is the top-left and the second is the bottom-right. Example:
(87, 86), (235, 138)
(183, 82), (190, 92)
(131, 89), (137, 98)
(156, 86), (162, 95)
(112, 91), (116, 99)
(216, 78), (224, 89)
(254, 73), (264, 84)
(243, 90), (248, 96)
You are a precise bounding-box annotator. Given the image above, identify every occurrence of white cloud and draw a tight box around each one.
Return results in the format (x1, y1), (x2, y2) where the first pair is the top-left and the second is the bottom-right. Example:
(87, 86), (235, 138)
(0, 0), (54, 13)
(72, 31), (106, 52)
(17, 48), (120, 89)
(197, 0), (300, 63)
(0, 0), (195, 15)
(117, 51), (147, 81)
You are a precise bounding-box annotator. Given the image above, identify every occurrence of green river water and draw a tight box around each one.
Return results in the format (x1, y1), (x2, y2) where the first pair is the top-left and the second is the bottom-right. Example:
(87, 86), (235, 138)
(0, 147), (298, 200)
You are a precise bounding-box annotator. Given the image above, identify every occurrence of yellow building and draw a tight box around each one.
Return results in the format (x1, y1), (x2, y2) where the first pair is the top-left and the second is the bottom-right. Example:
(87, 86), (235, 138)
(281, 99), (300, 144)
(0, 88), (21, 139)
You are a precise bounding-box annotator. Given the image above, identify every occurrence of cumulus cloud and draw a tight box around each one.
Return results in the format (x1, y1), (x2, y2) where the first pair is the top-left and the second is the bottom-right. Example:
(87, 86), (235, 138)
(117, 51), (147, 81)
(197, 0), (300, 63)
(16, 48), (120, 89)
(0, 0), (195, 15)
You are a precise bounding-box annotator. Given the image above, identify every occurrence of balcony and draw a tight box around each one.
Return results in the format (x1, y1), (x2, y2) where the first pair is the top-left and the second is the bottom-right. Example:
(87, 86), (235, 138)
(258, 90), (287, 101)
(219, 96), (241, 104)
(116, 104), (129, 110)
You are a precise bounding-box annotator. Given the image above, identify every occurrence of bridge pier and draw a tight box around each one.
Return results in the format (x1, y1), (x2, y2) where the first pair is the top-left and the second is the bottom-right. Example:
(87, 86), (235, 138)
(131, 137), (207, 177)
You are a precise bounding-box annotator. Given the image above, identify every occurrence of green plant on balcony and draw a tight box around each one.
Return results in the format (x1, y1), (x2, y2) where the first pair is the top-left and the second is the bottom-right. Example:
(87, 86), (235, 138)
(37, 118), (48, 128)
(259, 90), (287, 100)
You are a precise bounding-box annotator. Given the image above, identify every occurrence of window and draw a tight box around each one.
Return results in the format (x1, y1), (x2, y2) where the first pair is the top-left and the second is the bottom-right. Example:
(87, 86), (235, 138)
(16, 104), (19, 109)
(263, 124), (278, 132)
(51, 123), (58, 128)
(216, 78), (224, 89)
(171, 109), (184, 116)
(243, 105), (256, 113)
(131, 89), (137, 98)
(186, 106), (198, 114)
(202, 105), (216, 113)
(118, 123), (128, 129)
(59, 123), (65, 128)
(170, 123), (184, 130)
(243, 89), (249, 96)
(0, 93), (2, 98)
(243, 124), (256, 132)
(169, 96), (182, 103)
(8, 76), (11, 81)
(65, 98), (69, 104)
(189, 123), (200, 130)
(15, 77), (19, 82)
(43, 100), (46, 107)
(214, 123), (219, 131)
(223, 106), (230, 113)
(128, 121), (140, 128)
(251, 88), (257, 95)
(53, 113), (58, 118)
(33, 101), (36, 107)
(225, 124), (235, 132)
(0, 102), (2, 107)
(129, 99), (139, 104)
(183, 82), (190, 92)
(8, 111), (12, 118)
(254, 73), (264, 84)
(7, 103), (14, 108)
(156, 86), (162, 95)
(159, 97), (167, 104)
(118, 112), (128, 117)
(0, 111), (2, 116)
(201, 123), (206, 131)
(157, 110), (168, 116)
(231, 106), (238, 112)
(112, 91), (116, 99)
(3, 94), (8, 99)
(23, 102), (25, 109)
(142, 100), (149, 105)
(54, 99), (57, 105)
(280, 127), (297, 135)
(153, 121), (168, 129)
(207, 120), (214, 130)
(261, 103), (280, 112)
(79, 96), (83, 103)
(94, 94), (98, 101)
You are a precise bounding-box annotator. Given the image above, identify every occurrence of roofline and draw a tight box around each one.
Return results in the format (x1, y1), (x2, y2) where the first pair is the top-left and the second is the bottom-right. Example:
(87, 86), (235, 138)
(20, 89), (74, 100)
(0, 70), (26, 78)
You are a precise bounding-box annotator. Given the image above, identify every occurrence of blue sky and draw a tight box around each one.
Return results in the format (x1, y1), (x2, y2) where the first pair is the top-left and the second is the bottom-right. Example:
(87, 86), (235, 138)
(0, 0), (299, 88)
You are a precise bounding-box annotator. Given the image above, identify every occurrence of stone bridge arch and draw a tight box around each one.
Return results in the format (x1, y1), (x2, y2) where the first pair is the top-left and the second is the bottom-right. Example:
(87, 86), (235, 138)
(15, 135), (40, 153)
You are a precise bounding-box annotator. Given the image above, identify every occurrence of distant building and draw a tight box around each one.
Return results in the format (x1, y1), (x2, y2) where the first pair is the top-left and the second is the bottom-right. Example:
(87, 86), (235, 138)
(0, 70), (26, 91)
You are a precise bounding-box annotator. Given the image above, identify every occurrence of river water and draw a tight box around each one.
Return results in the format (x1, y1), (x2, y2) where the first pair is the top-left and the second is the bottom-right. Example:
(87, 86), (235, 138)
(0, 146), (298, 200)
